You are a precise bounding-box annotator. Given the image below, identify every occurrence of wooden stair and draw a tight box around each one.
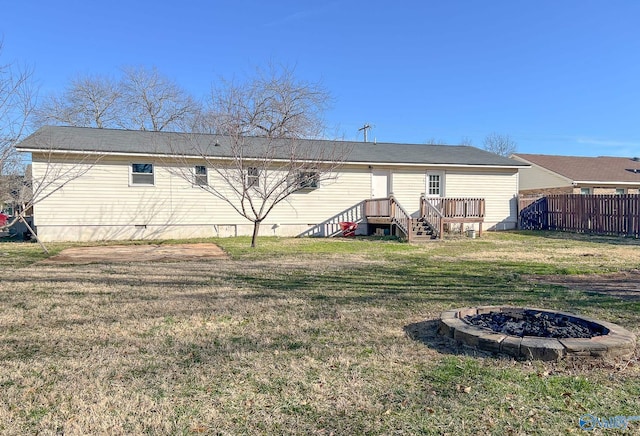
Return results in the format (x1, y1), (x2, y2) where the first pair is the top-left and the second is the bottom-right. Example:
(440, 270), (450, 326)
(364, 196), (485, 242)
(410, 218), (437, 241)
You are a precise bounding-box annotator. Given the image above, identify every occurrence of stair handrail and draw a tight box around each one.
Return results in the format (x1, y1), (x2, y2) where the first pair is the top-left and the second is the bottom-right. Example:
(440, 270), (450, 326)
(420, 194), (444, 239)
(389, 195), (412, 241)
(298, 200), (366, 237)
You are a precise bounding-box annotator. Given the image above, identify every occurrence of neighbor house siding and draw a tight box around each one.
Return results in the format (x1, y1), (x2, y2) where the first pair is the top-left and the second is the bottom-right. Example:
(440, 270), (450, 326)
(513, 160), (571, 191)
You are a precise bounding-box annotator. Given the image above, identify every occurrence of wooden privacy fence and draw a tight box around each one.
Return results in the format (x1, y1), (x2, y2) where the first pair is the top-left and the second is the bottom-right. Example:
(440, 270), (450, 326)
(519, 194), (640, 237)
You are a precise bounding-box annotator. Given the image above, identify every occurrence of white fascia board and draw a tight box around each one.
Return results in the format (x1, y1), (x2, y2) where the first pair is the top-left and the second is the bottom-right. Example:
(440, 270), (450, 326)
(23, 149), (344, 166)
(574, 181), (640, 186)
(353, 162), (529, 169)
(22, 149), (224, 161)
(20, 148), (174, 158)
(21, 148), (529, 169)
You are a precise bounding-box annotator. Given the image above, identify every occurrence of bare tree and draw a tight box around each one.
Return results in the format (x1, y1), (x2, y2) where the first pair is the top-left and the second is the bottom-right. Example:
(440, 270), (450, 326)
(459, 136), (474, 146)
(34, 67), (202, 132)
(34, 75), (123, 129)
(0, 40), (35, 215)
(425, 137), (447, 145)
(208, 64), (331, 139)
(483, 132), (517, 157)
(174, 66), (347, 247)
(121, 66), (201, 132)
(9, 128), (100, 252)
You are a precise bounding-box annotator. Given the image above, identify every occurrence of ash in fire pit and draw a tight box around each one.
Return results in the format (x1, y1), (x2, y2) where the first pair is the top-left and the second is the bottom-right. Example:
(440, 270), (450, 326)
(464, 309), (607, 339)
(438, 306), (637, 361)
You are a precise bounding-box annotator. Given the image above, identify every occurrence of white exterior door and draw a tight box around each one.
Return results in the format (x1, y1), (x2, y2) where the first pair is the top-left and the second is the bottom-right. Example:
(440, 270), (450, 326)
(371, 169), (390, 198)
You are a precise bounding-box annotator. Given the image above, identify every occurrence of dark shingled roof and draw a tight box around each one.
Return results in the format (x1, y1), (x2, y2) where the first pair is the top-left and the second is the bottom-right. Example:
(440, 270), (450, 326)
(513, 153), (640, 183)
(17, 126), (527, 167)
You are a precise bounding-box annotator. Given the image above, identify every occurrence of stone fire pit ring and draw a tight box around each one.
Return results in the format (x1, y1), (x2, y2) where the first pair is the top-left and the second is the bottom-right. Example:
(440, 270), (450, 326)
(439, 306), (637, 361)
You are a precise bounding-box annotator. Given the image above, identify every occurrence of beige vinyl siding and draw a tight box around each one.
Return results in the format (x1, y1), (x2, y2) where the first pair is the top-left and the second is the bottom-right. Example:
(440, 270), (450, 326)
(514, 161), (571, 191)
(390, 168), (520, 228)
(31, 155), (233, 241)
(30, 152), (522, 240)
(262, 166), (371, 225)
(445, 169), (519, 229)
(389, 170), (425, 216)
(31, 156), (374, 241)
(32, 157), (228, 226)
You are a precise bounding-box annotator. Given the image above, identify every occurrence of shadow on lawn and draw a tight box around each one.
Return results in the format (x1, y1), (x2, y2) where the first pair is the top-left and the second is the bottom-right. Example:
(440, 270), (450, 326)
(518, 230), (640, 247)
(404, 319), (496, 359)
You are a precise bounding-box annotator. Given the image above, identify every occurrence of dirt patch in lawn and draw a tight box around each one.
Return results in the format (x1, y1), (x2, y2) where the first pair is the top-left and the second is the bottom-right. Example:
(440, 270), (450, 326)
(40, 243), (228, 264)
(528, 269), (640, 301)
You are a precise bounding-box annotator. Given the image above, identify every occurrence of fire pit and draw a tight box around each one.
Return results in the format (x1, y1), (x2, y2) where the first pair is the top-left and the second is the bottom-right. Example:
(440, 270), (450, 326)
(439, 306), (636, 361)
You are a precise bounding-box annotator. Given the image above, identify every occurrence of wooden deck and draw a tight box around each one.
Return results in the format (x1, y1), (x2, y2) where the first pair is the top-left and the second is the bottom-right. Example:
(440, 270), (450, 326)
(421, 195), (485, 238)
(364, 196), (412, 238)
(364, 196), (485, 240)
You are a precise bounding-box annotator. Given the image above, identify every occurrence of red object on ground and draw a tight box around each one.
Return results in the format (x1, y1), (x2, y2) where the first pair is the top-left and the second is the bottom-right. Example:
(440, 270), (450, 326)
(0, 213), (8, 227)
(339, 221), (357, 237)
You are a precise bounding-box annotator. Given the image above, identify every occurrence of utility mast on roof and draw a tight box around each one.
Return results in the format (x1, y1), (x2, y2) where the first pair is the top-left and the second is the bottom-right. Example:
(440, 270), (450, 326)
(358, 123), (372, 142)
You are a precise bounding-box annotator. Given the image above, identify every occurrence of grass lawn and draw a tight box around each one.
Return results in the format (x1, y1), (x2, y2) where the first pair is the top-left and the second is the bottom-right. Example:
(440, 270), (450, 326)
(1, 231), (639, 434)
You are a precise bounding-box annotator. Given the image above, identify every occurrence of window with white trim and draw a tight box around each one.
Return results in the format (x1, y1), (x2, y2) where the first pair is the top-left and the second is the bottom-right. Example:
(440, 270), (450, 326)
(580, 187), (591, 195)
(131, 163), (154, 186)
(426, 171), (444, 197)
(290, 171), (319, 190)
(194, 165), (207, 186)
(246, 167), (260, 188)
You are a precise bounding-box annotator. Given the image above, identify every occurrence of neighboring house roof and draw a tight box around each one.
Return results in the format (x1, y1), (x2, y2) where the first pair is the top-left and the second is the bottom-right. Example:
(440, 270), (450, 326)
(512, 153), (640, 183)
(17, 126), (527, 168)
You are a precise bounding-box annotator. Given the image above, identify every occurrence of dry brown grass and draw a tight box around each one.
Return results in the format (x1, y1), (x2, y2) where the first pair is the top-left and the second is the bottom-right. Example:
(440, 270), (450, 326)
(1, 233), (639, 434)
(1, 259), (409, 434)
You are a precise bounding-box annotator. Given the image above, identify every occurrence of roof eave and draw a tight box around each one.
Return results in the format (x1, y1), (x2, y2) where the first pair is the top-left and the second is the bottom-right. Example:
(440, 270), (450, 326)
(573, 180), (640, 186)
(23, 149), (530, 168)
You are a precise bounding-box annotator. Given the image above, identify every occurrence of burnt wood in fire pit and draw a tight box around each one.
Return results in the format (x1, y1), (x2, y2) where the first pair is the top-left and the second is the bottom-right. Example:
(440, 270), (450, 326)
(464, 309), (606, 339)
(438, 306), (636, 361)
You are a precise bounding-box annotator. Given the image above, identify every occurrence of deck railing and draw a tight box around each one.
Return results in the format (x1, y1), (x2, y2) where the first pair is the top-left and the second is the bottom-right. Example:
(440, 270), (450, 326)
(423, 196), (486, 219)
(421, 195), (485, 238)
(364, 196), (411, 240)
(364, 196), (485, 240)
(364, 197), (391, 217)
(298, 200), (366, 237)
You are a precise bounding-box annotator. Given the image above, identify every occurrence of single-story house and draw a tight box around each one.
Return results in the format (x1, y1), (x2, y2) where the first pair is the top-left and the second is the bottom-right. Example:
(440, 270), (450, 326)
(511, 153), (640, 196)
(16, 126), (528, 242)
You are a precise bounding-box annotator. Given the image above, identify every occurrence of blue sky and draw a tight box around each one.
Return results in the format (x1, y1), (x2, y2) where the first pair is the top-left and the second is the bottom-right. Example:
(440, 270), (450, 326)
(3, 1), (640, 157)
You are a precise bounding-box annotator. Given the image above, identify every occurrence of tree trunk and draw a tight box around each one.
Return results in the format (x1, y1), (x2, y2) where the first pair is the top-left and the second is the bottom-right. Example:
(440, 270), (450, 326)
(251, 220), (262, 248)
(19, 215), (49, 254)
